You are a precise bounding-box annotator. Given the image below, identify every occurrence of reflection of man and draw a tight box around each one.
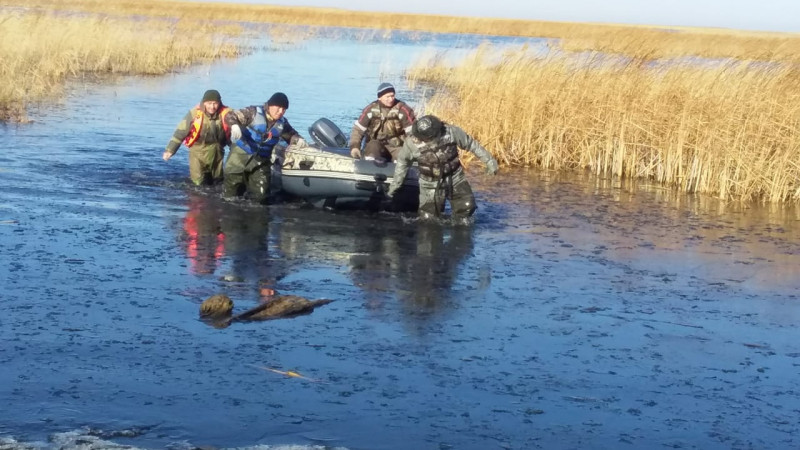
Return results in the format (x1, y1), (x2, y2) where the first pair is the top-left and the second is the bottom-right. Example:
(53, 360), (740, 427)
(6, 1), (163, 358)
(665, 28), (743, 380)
(182, 193), (226, 275)
(348, 224), (476, 315)
(266, 208), (476, 319)
(179, 192), (297, 303)
(395, 225), (475, 311)
(218, 203), (273, 286)
(348, 233), (404, 311)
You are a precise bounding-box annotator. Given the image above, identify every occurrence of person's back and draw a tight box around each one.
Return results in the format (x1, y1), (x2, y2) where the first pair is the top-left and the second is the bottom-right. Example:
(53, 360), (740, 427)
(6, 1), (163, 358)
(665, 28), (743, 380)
(349, 82), (416, 162)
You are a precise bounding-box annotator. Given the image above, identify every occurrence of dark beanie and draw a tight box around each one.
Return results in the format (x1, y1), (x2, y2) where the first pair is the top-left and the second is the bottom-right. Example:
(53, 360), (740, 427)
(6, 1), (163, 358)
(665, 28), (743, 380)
(201, 89), (221, 103)
(267, 92), (289, 109)
(377, 82), (395, 98)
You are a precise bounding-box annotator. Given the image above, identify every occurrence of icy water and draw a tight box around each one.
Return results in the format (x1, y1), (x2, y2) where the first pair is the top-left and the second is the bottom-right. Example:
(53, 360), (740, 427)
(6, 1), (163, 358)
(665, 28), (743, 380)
(2, 26), (800, 450)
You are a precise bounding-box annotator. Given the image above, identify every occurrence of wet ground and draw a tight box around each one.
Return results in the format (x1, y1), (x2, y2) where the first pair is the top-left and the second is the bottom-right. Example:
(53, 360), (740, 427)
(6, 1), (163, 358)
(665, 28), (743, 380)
(1, 25), (800, 450)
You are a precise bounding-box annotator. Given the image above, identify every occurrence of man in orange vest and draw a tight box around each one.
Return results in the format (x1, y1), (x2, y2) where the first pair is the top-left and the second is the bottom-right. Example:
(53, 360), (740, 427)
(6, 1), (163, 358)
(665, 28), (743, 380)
(163, 89), (231, 186)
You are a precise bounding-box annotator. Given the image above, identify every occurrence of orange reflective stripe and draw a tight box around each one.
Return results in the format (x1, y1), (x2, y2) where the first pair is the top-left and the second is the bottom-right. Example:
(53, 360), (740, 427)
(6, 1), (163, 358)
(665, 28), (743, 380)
(219, 107), (231, 140)
(183, 107), (204, 147)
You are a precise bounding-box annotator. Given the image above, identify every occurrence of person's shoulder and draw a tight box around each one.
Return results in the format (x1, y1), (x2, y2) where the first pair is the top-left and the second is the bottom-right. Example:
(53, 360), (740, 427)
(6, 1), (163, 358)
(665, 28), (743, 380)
(446, 124), (471, 140)
(394, 101), (416, 118)
(356, 102), (378, 121)
(445, 123), (465, 133)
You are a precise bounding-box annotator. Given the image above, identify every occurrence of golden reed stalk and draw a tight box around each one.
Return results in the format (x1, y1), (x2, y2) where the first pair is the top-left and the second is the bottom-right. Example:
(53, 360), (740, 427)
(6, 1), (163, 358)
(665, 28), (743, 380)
(6, 0), (800, 62)
(409, 46), (800, 202)
(0, 10), (240, 121)
(3, 0), (799, 202)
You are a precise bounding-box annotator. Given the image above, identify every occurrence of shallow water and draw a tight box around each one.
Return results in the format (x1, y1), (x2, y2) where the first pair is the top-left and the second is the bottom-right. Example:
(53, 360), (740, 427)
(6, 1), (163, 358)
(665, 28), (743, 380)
(1, 26), (800, 450)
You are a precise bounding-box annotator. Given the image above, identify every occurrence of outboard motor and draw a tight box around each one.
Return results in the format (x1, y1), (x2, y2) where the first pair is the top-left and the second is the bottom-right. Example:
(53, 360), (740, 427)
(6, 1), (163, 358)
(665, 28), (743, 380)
(308, 118), (348, 148)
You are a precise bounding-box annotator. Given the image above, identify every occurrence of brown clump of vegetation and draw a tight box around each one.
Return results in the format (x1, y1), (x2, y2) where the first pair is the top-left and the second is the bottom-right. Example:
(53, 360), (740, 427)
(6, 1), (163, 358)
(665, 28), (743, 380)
(0, 10), (240, 121)
(409, 45), (800, 202)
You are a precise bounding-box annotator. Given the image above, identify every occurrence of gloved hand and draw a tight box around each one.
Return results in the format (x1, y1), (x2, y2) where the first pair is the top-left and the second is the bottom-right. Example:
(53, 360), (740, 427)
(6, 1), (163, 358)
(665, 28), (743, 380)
(230, 124), (242, 141)
(485, 159), (499, 176)
(162, 151), (173, 161)
(295, 137), (307, 147)
(350, 148), (362, 159)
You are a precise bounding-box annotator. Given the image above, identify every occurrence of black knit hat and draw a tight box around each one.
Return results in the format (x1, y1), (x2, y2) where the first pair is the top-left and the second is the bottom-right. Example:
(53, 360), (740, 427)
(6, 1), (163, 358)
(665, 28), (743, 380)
(377, 82), (395, 98)
(267, 92), (289, 109)
(201, 89), (222, 103)
(412, 115), (444, 141)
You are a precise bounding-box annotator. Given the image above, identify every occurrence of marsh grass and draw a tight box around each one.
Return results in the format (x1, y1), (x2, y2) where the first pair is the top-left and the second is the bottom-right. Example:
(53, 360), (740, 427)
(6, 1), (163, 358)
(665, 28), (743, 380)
(0, 11), (240, 121)
(7, 0), (800, 62)
(3, 0), (799, 203)
(553, 26), (800, 63)
(409, 46), (800, 202)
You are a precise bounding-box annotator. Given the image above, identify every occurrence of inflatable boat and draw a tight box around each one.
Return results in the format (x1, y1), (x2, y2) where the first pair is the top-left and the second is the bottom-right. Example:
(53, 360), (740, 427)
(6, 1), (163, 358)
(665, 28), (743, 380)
(273, 118), (419, 211)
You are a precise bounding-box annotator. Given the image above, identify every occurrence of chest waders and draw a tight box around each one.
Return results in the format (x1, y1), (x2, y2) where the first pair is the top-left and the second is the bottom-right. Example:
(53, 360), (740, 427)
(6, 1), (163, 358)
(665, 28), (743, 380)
(416, 131), (461, 209)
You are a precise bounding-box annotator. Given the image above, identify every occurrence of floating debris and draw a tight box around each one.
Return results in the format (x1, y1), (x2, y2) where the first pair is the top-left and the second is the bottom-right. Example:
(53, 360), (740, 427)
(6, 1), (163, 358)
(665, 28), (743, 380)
(743, 342), (771, 349)
(220, 274), (245, 282)
(199, 294), (334, 328)
(251, 365), (324, 383)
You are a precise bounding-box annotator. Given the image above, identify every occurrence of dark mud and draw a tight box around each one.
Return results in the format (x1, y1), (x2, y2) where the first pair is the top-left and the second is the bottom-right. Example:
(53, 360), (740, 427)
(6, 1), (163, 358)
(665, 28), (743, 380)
(1, 31), (800, 450)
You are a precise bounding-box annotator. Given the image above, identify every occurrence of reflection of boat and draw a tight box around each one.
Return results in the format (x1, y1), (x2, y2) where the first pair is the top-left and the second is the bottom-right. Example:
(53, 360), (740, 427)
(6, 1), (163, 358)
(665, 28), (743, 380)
(273, 118), (419, 211)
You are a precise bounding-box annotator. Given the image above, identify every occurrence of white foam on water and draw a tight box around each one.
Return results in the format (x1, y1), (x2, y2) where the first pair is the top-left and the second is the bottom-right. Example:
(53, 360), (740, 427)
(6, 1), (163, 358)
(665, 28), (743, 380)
(0, 430), (349, 450)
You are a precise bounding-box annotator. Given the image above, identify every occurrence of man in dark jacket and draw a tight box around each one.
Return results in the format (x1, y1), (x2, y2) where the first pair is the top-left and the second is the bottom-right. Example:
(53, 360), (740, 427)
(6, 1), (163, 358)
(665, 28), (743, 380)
(387, 115), (499, 220)
(349, 82), (416, 162)
(223, 92), (307, 204)
(163, 89), (231, 185)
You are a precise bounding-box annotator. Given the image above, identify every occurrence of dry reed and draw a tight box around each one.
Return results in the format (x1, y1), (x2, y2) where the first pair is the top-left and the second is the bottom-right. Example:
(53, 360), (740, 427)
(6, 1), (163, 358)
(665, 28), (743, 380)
(0, 10), (240, 121)
(3, 0), (799, 203)
(408, 46), (800, 203)
(5, 0), (800, 63)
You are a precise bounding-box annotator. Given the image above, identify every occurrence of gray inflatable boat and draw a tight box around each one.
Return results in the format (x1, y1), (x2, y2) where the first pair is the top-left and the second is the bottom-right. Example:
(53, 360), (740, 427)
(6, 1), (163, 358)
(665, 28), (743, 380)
(273, 118), (419, 211)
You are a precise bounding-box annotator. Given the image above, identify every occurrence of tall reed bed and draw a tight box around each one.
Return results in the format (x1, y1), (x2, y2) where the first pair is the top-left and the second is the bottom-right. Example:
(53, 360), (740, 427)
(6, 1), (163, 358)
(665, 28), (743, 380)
(0, 11), (240, 121)
(409, 46), (800, 202)
(8, 0), (800, 63)
(553, 26), (800, 63)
